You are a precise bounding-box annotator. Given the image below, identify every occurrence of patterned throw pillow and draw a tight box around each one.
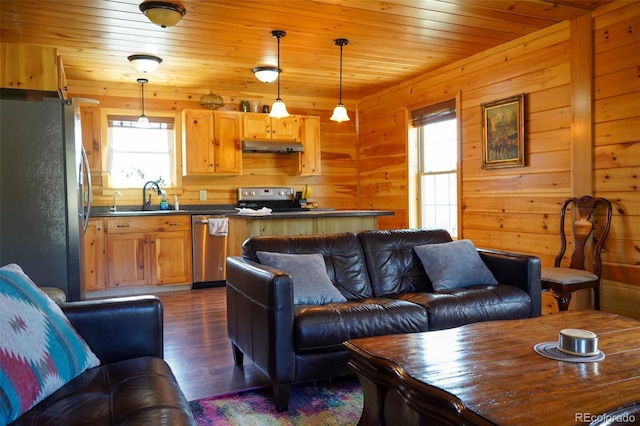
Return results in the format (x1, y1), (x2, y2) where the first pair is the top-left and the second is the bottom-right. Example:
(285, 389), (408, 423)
(0, 264), (100, 424)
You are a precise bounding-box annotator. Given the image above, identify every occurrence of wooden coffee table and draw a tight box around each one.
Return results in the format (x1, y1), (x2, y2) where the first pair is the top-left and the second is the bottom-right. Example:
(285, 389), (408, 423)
(344, 310), (640, 425)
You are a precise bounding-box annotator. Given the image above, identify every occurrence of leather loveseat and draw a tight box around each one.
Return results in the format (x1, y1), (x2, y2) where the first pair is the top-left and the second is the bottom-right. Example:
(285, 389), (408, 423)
(10, 295), (196, 425)
(226, 228), (541, 411)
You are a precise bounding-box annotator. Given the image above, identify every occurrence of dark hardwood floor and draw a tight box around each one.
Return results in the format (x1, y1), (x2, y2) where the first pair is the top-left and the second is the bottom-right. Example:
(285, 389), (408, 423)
(152, 286), (270, 401)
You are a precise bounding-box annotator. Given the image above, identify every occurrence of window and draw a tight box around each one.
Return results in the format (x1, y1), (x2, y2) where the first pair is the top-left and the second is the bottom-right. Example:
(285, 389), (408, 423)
(106, 115), (176, 189)
(411, 100), (458, 238)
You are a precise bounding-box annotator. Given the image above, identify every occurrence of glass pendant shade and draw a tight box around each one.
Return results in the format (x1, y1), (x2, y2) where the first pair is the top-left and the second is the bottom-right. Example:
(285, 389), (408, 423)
(330, 104), (350, 122)
(128, 54), (163, 73)
(269, 99), (289, 119)
(137, 115), (150, 127)
(252, 66), (280, 83)
(139, 1), (186, 28)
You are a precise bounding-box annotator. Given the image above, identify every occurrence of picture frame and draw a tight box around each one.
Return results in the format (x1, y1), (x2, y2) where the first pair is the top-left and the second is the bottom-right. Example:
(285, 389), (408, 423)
(481, 94), (525, 169)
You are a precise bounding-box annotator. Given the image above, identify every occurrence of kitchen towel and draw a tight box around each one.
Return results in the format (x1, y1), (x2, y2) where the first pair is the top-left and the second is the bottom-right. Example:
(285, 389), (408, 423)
(207, 218), (228, 236)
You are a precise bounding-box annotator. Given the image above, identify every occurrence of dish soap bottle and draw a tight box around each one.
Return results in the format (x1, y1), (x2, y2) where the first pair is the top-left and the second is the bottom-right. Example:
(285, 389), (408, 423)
(159, 194), (169, 210)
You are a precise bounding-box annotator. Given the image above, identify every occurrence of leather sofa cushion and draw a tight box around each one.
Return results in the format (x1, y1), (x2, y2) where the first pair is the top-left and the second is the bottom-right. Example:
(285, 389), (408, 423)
(293, 298), (428, 352)
(358, 229), (453, 297)
(243, 232), (373, 299)
(12, 357), (195, 426)
(393, 285), (532, 330)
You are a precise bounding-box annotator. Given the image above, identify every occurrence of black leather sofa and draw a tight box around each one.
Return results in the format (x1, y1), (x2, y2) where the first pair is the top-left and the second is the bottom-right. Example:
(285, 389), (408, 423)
(226, 228), (541, 411)
(10, 295), (196, 425)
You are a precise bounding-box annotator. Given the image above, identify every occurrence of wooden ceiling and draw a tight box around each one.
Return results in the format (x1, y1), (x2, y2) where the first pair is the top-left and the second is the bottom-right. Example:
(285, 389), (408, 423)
(1, 0), (612, 103)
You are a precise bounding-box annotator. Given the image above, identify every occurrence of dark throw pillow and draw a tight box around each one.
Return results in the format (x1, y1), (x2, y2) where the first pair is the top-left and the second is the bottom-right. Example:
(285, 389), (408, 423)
(256, 252), (347, 305)
(414, 240), (498, 291)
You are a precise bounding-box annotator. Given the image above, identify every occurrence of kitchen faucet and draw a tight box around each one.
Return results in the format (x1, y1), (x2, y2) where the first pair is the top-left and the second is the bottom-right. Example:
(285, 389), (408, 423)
(110, 191), (122, 212)
(142, 181), (162, 211)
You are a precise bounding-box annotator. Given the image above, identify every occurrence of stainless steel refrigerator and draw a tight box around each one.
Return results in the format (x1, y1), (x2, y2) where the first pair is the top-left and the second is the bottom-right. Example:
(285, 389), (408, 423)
(0, 95), (96, 301)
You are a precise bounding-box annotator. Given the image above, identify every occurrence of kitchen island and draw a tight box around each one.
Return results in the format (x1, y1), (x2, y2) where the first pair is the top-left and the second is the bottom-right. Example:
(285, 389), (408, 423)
(226, 210), (394, 257)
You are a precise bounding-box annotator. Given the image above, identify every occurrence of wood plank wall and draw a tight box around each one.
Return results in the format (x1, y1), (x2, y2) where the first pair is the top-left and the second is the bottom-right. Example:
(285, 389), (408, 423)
(357, 1), (639, 319)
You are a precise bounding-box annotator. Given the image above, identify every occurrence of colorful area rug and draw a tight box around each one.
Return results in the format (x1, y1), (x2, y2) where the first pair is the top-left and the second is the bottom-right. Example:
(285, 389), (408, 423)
(189, 378), (363, 425)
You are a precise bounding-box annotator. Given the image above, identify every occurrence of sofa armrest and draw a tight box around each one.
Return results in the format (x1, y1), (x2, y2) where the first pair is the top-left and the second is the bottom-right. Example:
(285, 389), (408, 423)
(61, 295), (163, 364)
(226, 256), (295, 382)
(477, 249), (541, 317)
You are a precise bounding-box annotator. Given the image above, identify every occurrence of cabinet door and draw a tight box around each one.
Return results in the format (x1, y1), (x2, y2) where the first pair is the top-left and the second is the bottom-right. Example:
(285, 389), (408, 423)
(272, 115), (299, 141)
(80, 106), (102, 174)
(183, 109), (215, 175)
(242, 113), (271, 139)
(82, 218), (106, 292)
(106, 232), (150, 288)
(57, 54), (68, 99)
(295, 116), (321, 175)
(1, 43), (58, 92)
(214, 112), (242, 174)
(151, 230), (192, 285)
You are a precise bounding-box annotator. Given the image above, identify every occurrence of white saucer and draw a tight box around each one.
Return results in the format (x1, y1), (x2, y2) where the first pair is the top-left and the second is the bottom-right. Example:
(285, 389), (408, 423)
(534, 342), (605, 363)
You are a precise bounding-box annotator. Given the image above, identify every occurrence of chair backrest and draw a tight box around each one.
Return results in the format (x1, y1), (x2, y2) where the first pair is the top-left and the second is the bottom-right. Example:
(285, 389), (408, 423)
(554, 196), (612, 277)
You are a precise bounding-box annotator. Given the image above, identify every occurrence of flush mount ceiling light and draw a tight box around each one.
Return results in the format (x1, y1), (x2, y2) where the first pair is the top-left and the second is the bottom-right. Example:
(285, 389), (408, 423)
(269, 30), (290, 119)
(200, 92), (225, 109)
(127, 54), (163, 73)
(330, 38), (350, 123)
(139, 1), (186, 28)
(137, 78), (150, 127)
(252, 66), (281, 83)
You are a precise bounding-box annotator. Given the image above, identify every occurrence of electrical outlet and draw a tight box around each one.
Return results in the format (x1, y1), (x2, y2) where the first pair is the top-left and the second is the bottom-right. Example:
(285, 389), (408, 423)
(199, 190), (207, 201)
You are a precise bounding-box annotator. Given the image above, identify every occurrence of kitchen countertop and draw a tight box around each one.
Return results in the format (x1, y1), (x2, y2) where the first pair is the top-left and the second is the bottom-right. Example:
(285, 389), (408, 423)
(91, 206), (394, 219)
(227, 210), (395, 219)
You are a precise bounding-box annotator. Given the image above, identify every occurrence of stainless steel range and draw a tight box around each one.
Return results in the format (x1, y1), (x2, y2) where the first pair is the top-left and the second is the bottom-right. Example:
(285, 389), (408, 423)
(237, 186), (301, 211)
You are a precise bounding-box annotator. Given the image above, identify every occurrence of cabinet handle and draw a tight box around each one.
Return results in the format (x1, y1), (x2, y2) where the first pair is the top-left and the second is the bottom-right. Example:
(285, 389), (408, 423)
(168, 223), (181, 226)
(116, 224), (130, 228)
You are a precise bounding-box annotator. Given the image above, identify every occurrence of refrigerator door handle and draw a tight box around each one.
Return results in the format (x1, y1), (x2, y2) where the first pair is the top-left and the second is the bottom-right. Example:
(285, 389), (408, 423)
(80, 145), (92, 232)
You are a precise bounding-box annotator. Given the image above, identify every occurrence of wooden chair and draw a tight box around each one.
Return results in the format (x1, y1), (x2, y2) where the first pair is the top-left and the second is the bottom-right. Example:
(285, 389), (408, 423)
(541, 196), (612, 311)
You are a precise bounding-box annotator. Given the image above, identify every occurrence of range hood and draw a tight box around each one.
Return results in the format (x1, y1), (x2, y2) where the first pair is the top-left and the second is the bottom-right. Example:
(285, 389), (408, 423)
(242, 139), (304, 153)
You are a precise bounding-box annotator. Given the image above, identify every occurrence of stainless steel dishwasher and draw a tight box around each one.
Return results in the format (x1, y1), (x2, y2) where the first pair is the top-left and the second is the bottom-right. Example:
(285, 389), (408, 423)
(191, 215), (227, 287)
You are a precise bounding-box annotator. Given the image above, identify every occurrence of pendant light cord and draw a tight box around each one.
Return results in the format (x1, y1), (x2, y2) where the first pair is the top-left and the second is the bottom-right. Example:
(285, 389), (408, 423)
(339, 43), (343, 104)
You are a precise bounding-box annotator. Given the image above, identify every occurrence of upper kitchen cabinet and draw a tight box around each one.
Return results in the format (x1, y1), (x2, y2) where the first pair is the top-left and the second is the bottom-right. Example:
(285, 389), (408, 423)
(0, 43), (68, 98)
(243, 113), (300, 141)
(214, 111), (242, 174)
(80, 105), (102, 174)
(293, 116), (321, 176)
(182, 109), (242, 176)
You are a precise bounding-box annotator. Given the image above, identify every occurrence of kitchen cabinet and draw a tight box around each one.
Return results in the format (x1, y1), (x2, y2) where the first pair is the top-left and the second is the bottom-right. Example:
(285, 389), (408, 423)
(105, 216), (192, 288)
(292, 115), (321, 176)
(80, 105), (102, 174)
(182, 109), (242, 175)
(243, 113), (299, 141)
(0, 43), (67, 98)
(82, 218), (106, 293)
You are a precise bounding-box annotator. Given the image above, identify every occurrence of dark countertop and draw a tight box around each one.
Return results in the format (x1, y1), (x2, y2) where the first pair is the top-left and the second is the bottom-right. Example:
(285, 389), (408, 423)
(227, 210), (395, 219)
(91, 204), (236, 218)
(91, 205), (394, 219)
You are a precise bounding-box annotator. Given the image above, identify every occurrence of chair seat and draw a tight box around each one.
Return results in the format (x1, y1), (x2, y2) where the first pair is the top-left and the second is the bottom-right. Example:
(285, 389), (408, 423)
(541, 267), (598, 285)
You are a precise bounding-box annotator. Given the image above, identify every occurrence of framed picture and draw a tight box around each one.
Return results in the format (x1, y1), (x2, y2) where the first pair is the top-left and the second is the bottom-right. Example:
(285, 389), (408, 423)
(481, 94), (525, 169)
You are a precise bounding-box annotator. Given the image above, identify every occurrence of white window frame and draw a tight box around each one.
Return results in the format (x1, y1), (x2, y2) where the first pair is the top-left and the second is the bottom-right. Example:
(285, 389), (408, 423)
(408, 95), (462, 238)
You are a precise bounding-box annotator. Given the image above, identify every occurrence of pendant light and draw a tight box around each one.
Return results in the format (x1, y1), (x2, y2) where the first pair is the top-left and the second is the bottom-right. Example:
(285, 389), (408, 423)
(330, 38), (350, 122)
(269, 30), (289, 119)
(252, 66), (280, 83)
(137, 78), (150, 128)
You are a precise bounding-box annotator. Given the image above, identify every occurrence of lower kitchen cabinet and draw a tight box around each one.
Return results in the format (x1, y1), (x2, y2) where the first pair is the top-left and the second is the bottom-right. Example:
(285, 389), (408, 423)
(107, 215), (192, 288)
(82, 218), (106, 292)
